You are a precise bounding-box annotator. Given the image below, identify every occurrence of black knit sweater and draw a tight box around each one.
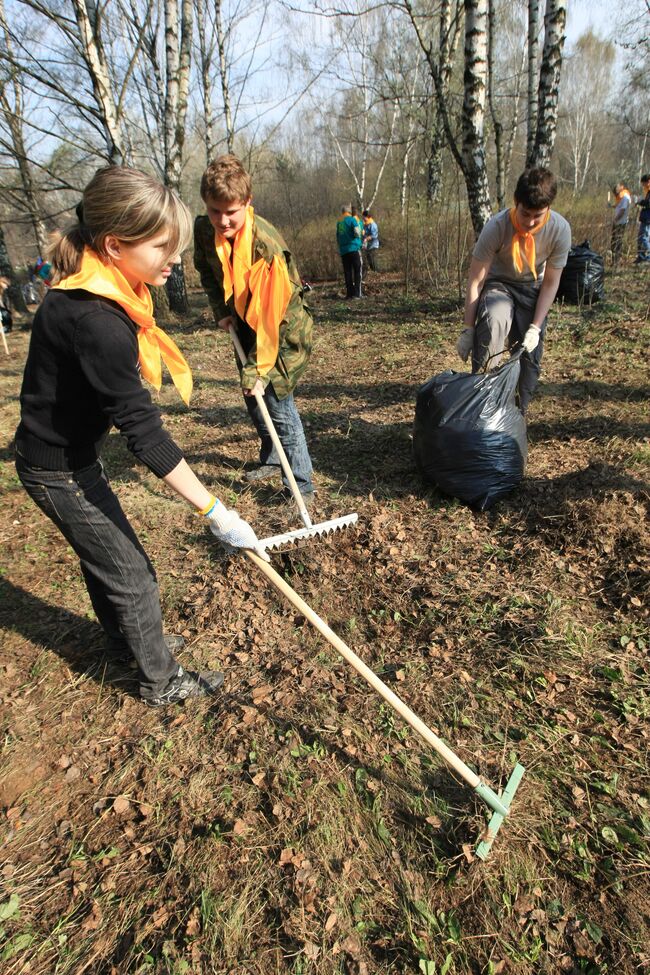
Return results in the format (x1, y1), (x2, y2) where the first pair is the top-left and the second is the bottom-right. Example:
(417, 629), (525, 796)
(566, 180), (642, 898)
(15, 289), (184, 476)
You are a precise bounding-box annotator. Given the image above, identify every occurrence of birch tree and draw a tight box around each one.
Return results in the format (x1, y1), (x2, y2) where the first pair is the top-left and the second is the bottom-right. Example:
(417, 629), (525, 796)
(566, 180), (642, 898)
(164, 0), (193, 312)
(426, 0), (462, 204)
(0, 0), (48, 254)
(13, 0), (138, 165)
(527, 0), (567, 169)
(487, 0), (526, 209)
(526, 0), (540, 163)
(400, 0), (492, 232)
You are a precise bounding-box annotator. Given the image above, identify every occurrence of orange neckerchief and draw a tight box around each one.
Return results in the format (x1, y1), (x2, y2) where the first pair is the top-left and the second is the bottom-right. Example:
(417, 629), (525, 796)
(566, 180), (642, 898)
(363, 216), (373, 225)
(52, 248), (192, 405)
(509, 207), (551, 280)
(615, 187), (631, 204)
(215, 206), (291, 377)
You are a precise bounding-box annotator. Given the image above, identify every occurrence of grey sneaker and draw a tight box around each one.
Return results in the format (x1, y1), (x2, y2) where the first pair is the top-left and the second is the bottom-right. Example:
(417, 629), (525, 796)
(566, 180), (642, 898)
(245, 464), (281, 483)
(143, 666), (224, 707)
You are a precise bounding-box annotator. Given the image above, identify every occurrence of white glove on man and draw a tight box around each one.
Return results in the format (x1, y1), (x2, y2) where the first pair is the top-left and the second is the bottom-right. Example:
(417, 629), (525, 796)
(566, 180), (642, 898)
(456, 326), (475, 362)
(521, 325), (541, 353)
(204, 498), (270, 562)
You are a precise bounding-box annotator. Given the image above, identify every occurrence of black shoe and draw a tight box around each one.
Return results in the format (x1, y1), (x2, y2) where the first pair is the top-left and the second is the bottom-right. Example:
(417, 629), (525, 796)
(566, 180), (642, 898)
(143, 666), (224, 707)
(244, 464), (281, 483)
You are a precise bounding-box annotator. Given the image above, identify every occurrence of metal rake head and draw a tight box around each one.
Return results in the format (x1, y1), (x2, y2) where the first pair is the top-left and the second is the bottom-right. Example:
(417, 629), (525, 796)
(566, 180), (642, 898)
(260, 513), (358, 552)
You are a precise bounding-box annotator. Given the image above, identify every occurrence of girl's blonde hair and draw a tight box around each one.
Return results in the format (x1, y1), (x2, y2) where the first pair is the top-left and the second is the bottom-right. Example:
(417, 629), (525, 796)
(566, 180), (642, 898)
(47, 167), (193, 284)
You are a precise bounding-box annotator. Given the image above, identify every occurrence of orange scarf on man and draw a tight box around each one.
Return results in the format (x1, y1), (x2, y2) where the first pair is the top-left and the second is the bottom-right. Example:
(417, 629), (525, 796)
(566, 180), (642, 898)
(615, 187), (631, 204)
(215, 206), (292, 377)
(509, 207), (551, 280)
(53, 248), (192, 405)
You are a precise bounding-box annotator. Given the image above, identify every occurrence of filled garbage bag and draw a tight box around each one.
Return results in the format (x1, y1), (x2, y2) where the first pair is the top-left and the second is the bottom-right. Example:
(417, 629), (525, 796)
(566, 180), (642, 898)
(555, 239), (605, 305)
(413, 353), (527, 510)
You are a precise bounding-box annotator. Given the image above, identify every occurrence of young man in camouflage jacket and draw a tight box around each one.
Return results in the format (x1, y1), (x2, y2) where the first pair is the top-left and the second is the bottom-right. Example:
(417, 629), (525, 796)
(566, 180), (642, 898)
(194, 155), (315, 500)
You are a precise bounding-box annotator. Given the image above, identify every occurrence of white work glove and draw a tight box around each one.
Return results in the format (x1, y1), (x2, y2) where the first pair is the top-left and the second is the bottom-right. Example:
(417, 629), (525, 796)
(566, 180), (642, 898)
(521, 325), (541, 353)
(204, 498), (270, 562)
(456, 326), (475, 362)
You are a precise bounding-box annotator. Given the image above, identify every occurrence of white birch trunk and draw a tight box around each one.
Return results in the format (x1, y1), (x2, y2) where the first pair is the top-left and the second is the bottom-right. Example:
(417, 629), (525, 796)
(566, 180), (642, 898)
(72, 0), (126, 164)
(526, 0), (540, 166)
(215, 0), (234, 153)
(163, 0), (193, 313)
(195, 0), (215, 163)
(529, 0), (567, 169)
(462, 0), (492, 233)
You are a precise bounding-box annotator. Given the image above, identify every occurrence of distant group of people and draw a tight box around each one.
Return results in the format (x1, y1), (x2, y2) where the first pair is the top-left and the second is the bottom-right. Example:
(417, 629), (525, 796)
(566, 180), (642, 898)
(335, 204), (380, 298)
(608, 174), (650, 265)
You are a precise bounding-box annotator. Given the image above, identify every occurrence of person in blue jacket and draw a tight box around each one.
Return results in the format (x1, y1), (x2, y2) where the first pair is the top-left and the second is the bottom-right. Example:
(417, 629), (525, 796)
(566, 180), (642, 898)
(362, 209), (380, 272)
(336, 205), (363, 298)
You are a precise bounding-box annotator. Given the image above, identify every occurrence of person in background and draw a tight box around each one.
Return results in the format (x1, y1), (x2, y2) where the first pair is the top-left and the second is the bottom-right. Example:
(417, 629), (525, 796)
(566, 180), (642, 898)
(634, 174), (650, 265)
(15, 165), (268, 709)
(33, 256), (53, 286)
(0, 276), (13, 333)
(336, 204), (363, 299)
(608, 182), (631, 265)
(193, 154), (315, 502)
(456, 167), (571, 416)
(362, 209), (380, 272)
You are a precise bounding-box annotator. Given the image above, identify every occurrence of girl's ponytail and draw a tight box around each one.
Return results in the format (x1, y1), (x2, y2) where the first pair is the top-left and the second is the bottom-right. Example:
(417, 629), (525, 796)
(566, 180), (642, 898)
(45, 225), (85, 285)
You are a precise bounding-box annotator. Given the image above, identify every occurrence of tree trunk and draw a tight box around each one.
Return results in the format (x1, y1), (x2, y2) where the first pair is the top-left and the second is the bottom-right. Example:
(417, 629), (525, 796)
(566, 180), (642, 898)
(426, 0), (461, 205)
(215, 0), (235, 153)
(163, 0), (193, 314)
(72, 0), (126, 163)
(526, 0), (540, 166)
(0, 225), (27, 313)
(461, 0), (492, 234)
(487, 0), (505, 208)
(427, 109), (446, 203)
(195, 0), (215, 164)
(529, 0), (567, 169)
(0, 0), (49, 254)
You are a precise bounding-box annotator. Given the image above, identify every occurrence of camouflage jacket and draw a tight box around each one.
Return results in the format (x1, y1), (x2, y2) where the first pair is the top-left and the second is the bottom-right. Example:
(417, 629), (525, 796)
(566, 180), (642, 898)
(193, 213), (313, 398)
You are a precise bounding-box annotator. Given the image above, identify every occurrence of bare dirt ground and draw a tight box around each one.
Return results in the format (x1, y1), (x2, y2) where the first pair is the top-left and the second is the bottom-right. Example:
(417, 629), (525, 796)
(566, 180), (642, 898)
(0, 266), (648, 975)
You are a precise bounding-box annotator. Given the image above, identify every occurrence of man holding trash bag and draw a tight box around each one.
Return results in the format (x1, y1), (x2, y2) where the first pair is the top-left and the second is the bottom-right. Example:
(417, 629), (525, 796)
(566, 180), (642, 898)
(457, 168), (571, 415)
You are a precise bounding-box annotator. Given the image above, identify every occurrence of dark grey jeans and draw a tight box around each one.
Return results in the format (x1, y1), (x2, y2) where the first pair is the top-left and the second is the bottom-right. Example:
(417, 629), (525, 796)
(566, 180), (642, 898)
(471, 279), (545, 413)
(243, 384), (314, 493)
(15, 455), (178, 698)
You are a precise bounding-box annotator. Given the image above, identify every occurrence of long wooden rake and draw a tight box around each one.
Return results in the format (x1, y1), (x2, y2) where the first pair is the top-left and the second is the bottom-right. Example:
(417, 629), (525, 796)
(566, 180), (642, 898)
(244, 549), (525, 860)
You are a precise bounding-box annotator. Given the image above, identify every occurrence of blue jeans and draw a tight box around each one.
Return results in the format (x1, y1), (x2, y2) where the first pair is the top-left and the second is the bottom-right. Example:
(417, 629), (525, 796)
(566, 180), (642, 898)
(15, 455), (178, 698)
(244, 385), (314, 493)
(637, 222), (650, 262)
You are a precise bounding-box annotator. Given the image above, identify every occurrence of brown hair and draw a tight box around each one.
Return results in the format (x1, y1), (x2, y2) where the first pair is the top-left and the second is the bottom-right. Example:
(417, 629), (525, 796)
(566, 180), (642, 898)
(514, 168), (558, 209)
(200, 155), (252, 203)
(46, 166), (193, 284)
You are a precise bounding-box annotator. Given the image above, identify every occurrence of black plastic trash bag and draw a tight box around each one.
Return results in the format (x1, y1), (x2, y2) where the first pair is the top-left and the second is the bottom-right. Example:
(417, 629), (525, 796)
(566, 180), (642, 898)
(555, 239), (605, 305)
(413, 353), (527, 511)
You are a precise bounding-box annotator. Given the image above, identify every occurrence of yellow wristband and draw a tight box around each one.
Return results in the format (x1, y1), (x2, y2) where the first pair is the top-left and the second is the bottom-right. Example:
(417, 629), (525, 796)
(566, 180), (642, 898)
(198, 495), (217, 517)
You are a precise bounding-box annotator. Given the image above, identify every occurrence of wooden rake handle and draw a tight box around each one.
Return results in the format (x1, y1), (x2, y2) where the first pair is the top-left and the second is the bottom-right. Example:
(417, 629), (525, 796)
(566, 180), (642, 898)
(244, 549), (482, 791)
(1, 326), (9, 356)
(229, 325), (311, 529)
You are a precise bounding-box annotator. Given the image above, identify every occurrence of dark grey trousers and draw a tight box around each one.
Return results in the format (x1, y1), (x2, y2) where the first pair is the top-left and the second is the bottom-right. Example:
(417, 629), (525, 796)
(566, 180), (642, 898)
(341, 251), (362, 297)
(15, 455), (178, 697)
(471, 279), (545, 413)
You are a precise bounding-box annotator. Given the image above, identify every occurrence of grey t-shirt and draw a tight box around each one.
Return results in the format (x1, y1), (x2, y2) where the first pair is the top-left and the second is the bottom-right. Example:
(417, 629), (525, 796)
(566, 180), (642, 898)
(472, 208), (571, 287)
